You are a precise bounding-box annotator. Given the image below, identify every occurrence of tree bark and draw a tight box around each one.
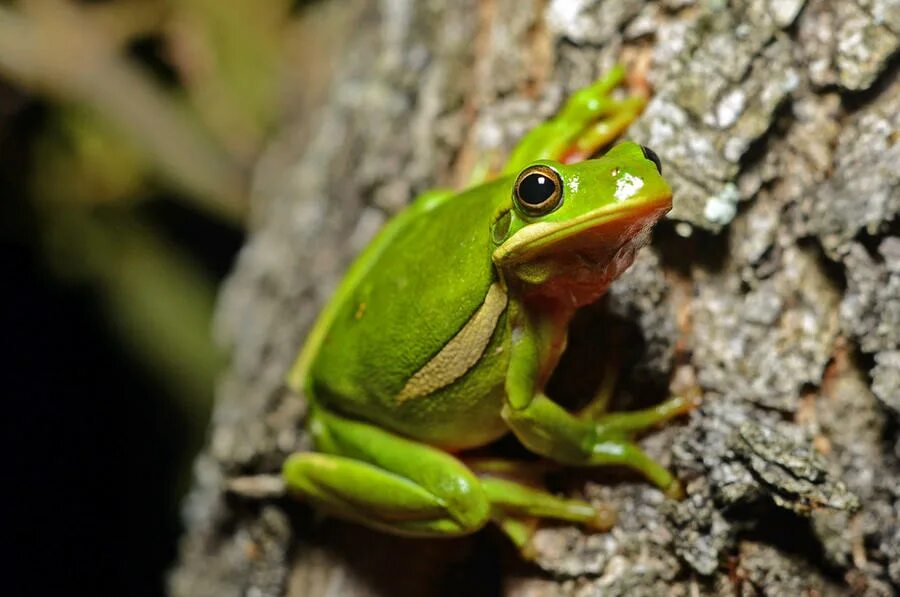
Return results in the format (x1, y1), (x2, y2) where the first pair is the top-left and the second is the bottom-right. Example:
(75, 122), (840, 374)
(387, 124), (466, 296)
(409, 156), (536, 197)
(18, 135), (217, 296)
(170, 1), (900, 595)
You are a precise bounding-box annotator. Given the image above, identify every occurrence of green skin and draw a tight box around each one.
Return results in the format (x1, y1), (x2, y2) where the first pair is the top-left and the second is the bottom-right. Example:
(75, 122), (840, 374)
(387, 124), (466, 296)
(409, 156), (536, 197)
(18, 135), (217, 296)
(283, 66), (689, 550)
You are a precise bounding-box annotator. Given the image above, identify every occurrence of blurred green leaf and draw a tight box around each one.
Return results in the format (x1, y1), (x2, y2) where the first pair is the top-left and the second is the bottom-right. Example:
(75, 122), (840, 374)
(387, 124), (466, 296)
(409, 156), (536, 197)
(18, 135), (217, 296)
(167, 0), (292, 160)
(32, 104), (148, 207)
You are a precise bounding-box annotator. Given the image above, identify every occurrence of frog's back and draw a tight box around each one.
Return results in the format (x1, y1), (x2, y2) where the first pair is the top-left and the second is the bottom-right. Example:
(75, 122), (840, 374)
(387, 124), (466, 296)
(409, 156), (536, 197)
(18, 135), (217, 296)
(295, 179), (512, 448)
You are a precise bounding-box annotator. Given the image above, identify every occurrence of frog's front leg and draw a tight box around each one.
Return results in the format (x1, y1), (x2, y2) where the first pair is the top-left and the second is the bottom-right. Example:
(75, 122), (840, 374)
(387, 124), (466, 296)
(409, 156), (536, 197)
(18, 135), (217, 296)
(501, 314), (684, 499)
(502, 395), (683, 498)
(576, 359), (694, 433)
(282, 406), (491, 536)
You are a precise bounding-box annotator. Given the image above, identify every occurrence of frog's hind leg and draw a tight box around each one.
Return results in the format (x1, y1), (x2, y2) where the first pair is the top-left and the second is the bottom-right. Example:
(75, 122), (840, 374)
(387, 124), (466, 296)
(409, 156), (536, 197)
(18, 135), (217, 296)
(502, 65), (648, 174)
(282, 407), (490, 536)
(466, 460), (615, 555)
(481, 476), (614, 530)
(482, 477), (615, 556)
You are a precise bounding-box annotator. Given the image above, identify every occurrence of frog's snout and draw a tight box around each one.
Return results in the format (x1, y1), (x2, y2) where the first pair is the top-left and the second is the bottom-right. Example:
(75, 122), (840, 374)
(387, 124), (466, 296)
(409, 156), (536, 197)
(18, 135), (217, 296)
(640, 145), (662, 174)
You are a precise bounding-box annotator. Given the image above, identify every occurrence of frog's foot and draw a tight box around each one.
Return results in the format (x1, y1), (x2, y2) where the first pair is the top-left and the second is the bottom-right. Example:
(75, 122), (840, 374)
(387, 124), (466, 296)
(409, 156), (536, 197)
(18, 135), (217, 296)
(480, 475), (615, 557)
(283, 408), (490, 536)
(591, 395), (694, 500)
(502, 64), (648, 175)
(503, 395), (685, 499)
(492, 512), (540, 559)
(491, 510), (615, 560)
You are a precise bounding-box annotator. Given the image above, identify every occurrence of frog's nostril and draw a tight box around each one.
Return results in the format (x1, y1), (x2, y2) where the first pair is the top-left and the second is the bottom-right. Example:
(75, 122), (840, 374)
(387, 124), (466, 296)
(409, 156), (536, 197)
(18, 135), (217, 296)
(640, 145), (663, 174)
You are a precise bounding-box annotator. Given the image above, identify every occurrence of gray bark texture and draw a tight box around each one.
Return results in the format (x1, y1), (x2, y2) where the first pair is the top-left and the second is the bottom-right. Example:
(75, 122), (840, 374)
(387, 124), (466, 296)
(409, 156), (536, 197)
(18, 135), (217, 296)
(170, 1), (900, 595)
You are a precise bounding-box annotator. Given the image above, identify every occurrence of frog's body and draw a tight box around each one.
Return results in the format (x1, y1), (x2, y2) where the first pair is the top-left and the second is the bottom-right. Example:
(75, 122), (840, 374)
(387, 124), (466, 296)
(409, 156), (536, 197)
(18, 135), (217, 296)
(283, 66), (690, 549)
(298, 179), (510, 449)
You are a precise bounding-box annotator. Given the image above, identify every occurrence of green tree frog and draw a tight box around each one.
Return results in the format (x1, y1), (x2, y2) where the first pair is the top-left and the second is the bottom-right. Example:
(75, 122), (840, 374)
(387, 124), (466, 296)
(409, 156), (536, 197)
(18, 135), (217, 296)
(282, 66), (689, 551)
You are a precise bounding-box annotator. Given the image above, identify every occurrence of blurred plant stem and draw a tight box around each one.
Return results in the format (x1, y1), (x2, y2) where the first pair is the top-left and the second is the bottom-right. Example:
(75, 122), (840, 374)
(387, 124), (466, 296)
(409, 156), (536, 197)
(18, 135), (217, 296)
(0, 0), (248, 223)
(166, 0), (290, 165)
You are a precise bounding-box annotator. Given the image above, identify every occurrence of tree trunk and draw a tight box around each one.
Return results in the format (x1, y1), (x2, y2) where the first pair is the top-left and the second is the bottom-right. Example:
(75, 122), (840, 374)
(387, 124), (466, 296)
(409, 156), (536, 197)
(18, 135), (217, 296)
(170, 1), (899, 595)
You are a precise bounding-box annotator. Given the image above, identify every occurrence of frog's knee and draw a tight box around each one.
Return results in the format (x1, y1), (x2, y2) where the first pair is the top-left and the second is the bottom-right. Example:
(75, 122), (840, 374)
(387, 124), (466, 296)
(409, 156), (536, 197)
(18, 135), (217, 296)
(443, 475), (491, 533)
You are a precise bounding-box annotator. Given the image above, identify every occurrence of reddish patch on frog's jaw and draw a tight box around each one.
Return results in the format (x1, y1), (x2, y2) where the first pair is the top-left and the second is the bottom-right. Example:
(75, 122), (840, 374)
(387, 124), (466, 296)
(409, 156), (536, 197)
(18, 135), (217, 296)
(508, 198), (670, 309)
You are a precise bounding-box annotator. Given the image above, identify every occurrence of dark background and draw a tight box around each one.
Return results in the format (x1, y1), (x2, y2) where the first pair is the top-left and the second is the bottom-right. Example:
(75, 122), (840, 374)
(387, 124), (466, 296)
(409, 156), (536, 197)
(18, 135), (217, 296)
(1, 91), (242, 596)
(0, 2), (337, 593)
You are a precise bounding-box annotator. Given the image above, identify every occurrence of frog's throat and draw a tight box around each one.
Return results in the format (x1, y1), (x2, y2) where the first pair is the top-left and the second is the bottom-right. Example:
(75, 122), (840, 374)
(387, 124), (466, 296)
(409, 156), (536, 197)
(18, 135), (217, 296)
(491, 195), (671, 267)
(395, 282), (507, 403)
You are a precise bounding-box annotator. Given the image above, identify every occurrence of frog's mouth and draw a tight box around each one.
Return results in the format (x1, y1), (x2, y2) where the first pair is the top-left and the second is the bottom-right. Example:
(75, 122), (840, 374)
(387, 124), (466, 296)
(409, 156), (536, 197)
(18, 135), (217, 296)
(493, 194), (672, 269)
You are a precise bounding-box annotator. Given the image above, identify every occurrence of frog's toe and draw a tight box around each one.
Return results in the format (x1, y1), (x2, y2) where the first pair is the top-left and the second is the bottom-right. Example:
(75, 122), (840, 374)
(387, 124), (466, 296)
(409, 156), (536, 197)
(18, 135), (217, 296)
(664, 478), (685, 501)
(588, 503), (617, 531)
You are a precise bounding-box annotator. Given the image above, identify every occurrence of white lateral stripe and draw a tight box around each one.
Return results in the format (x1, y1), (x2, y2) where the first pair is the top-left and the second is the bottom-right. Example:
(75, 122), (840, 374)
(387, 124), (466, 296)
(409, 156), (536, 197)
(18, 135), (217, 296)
(396, 283), (507, 403)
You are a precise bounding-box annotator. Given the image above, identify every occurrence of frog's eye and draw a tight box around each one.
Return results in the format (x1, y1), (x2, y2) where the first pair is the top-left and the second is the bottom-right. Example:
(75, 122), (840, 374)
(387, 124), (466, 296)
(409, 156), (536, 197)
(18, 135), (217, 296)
(513, 165), (563, 216)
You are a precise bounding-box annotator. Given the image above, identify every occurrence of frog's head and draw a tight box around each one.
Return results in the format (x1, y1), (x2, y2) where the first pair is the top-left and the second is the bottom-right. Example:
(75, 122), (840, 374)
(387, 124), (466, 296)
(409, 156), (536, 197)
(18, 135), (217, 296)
(491, 141), (672, 306)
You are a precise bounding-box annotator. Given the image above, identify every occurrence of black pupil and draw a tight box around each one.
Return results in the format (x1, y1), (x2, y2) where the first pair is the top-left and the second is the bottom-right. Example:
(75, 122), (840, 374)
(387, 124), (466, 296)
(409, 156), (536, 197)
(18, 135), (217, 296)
(519, 172), (556, 205)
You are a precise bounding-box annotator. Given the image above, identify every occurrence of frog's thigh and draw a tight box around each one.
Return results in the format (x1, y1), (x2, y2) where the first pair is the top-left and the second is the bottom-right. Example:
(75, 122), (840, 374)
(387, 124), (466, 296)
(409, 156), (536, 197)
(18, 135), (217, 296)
(283, 407), (490, 536)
